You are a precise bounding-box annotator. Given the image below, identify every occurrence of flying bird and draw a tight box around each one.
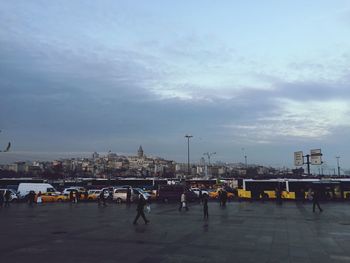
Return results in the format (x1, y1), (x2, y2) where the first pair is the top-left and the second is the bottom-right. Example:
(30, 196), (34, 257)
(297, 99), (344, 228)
(0, 129), (11, 152)
(4, 142), (11, 152)
(0, 142), (11, 152)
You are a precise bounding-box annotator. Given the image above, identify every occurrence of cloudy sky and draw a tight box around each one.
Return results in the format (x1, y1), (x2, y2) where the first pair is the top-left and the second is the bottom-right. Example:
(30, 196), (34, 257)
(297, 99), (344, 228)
(1, 1), (350, 171)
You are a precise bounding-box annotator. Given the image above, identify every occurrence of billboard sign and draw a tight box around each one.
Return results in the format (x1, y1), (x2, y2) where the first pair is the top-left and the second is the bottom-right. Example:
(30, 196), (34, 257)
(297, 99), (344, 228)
(310, 149), (322, 165)
(294, 151), (304, 166)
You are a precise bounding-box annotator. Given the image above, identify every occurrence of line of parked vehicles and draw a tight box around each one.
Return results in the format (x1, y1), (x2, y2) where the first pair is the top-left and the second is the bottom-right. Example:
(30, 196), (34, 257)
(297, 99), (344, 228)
(0, 183), (236, 204)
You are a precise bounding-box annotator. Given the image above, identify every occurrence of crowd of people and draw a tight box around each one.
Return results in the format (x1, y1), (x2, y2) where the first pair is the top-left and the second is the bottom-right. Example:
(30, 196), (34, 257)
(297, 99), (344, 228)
(0, 187), (324, 223)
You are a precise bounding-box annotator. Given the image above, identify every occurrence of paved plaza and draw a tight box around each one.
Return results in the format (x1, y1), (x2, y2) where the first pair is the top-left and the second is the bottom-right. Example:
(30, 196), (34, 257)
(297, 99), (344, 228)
(1, 201), (350, 263)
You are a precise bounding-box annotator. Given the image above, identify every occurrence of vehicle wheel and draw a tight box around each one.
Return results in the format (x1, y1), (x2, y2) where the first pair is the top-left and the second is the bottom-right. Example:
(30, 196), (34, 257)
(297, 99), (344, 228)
(116, 198), (122, 204)
(88, 197), (93, 201)
(57, 199), (63, 202)
(11, 199), (17, 203)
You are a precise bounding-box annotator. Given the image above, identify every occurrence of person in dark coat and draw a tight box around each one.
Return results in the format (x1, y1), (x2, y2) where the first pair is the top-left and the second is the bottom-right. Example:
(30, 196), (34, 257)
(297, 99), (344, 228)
(300, 188), (305, 203)
(108, 190), (113, 203)
(203, 195), (209, 219)
(4, 190), (11, 207)
(218, 189), (223, 206)
(69, 191), (74, 203)
(0, 191), (4, 208)
(99, 190), (107, 206)
(275, 185), (282, 205)
(28, 191), (35, 206)
(75, 191), (80, 203)
(221, 190), (228, 207)
(133, 195), (149, 225)
(126, 187), (132, 205)
(312, 188), (323, 212)
(198, 189), (203, 204)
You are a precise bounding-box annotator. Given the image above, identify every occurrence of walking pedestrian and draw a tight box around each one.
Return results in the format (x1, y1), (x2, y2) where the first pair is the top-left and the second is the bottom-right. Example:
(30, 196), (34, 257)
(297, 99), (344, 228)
(69, 190), (74, 203)
(75, 191), (80, 203)
(126, 187), (132, 205)
(203, 196), (209, 219)
(28, 191), (35, 206)
(199, 189), (203, 204)
(108, 190), (113, 203)
(300, 188), (305, 203)
(37, 191), (42, 204)
(312, 188), (323, 212)
(275, 186), (282, 205)
(0, 190), (4, 208)
(221, 189), (228, 207)
(99, 190), (107, 206)
(179, 191), (189, 211)
(4, 190), (11, 207)
(133, 194), (149, 225)
(218, 189), (223, 206)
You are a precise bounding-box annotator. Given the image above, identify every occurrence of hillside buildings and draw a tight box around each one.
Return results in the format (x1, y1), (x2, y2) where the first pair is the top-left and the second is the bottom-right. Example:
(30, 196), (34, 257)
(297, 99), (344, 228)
(0, 146), (322, 179)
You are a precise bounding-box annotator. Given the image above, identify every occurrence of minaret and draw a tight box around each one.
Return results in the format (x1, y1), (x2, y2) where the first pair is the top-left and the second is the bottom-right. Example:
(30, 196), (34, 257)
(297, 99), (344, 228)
(138, 145), (144, 158)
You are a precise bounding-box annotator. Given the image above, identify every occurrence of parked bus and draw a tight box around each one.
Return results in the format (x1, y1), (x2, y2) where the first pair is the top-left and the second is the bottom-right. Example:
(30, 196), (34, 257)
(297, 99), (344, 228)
(238, 178), (350, 201)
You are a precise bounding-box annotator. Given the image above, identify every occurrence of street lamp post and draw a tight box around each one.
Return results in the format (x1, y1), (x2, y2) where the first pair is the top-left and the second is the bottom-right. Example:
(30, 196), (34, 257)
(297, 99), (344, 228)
(241, 148), (247, 168)
(336, 156), (341, 177)
(203, 152), (216, 177)
(185, 134), (193, 176)
(203, 152), (216, 166)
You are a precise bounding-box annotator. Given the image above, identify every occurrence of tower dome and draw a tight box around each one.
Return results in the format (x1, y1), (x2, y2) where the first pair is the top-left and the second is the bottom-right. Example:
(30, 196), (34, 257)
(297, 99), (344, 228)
(138, 145), (144, 158)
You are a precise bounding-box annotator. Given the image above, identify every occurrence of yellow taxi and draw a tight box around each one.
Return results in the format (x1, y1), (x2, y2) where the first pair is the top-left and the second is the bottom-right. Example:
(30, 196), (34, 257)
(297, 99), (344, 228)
(208, 189), (234, 199)
(35, 193), (69, 203)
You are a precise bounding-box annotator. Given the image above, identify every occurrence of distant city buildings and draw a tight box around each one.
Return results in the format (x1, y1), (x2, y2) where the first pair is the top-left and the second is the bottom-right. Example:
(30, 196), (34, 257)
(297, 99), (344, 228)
(2, 146), (347, 179)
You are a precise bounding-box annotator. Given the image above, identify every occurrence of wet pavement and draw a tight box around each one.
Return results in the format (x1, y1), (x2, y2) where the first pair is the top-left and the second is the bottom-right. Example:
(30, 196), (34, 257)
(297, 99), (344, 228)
(1, 201), (350, 263)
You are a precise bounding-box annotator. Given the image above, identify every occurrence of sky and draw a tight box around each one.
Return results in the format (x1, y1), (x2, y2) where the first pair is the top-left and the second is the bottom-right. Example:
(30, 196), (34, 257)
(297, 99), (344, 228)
(1, 1), (350, 172)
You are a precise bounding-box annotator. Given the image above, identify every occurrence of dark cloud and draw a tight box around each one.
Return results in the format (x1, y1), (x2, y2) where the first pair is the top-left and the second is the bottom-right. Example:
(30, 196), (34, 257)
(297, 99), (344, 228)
(1, 1), (350, 167)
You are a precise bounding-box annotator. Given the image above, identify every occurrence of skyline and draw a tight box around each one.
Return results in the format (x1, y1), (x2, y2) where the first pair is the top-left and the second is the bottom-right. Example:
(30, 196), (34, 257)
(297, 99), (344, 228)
(1, 1), (350, 169)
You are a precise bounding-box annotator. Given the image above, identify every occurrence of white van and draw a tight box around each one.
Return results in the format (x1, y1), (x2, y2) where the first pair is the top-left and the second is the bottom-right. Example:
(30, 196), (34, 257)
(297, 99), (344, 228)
(17, 183), (59, 198)
(113, 187), (137, 203)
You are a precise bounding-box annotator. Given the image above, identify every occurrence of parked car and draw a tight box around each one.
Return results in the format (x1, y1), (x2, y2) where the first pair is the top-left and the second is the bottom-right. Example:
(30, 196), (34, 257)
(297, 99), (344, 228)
(138, 186), (157, 200)
(17, 183), (60, 199)
(114, 185), (151, 200)
(101, 187), (114, 200)
(190, 188), (209, 197)
(0, 189), (18, 202)
(133, 188), (151, 201)
(36, 193), (68, 203)
(62, 187), (87, 195)
(113, 188), (127, 203)
(87, 189), (102, 200)
(110, 187), (151, 203)
(157, 185), (197, 202)
(208, 188), (234, 199)
(62, 187), (88, 200)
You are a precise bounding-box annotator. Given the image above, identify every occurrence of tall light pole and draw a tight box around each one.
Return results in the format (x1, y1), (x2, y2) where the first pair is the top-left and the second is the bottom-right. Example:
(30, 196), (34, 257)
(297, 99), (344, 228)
(203, 152), (216, 177)
(336, 156), (341, 177)
(241, 148), (247, 168)
(185, 134), (193, 176)
(203, 152), (216, 166)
